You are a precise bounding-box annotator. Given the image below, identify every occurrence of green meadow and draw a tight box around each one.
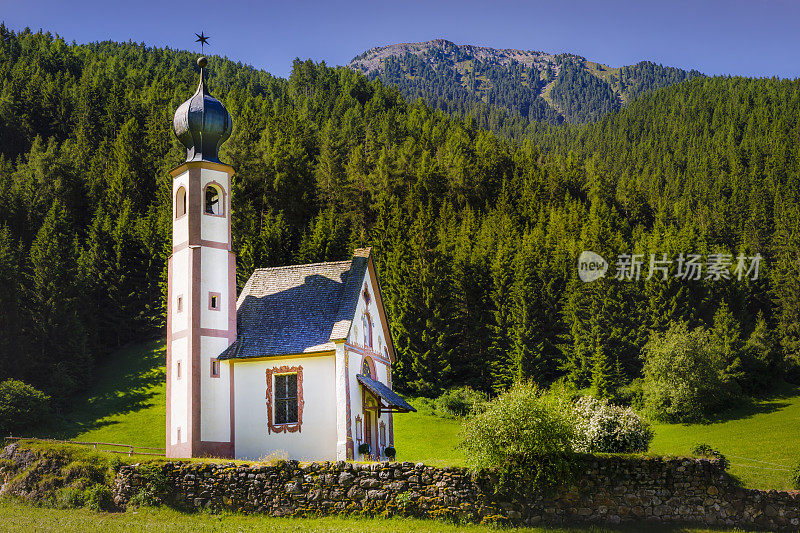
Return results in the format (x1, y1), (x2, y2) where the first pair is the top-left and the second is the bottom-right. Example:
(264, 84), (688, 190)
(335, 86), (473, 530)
(0, 499), (756, 533)
(26, 340), (800, 489)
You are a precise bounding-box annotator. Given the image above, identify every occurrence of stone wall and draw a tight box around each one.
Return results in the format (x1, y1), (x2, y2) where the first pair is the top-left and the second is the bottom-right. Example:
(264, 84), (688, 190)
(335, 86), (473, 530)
(112, 455), (800, 530)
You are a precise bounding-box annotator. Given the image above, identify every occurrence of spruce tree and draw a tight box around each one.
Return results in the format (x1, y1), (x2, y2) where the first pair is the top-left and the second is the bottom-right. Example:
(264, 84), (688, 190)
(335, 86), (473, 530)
(27, 200), (89, 399)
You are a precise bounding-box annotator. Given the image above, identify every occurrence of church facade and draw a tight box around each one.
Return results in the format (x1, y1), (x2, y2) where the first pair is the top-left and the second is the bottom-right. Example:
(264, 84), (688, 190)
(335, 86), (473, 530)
(165, 57), (414, 461)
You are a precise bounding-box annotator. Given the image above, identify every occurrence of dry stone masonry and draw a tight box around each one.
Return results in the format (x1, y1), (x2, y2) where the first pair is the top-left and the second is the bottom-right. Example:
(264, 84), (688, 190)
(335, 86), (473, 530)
(111, 455), (800, 530)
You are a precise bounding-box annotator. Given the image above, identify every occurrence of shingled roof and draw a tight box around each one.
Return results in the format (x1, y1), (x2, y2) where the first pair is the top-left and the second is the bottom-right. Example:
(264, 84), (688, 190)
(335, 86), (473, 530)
(218, 248), (371, 360)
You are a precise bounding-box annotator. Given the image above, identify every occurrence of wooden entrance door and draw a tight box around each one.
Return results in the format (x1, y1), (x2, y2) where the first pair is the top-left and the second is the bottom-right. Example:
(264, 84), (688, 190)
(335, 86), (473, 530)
(364, 411), (372, 457)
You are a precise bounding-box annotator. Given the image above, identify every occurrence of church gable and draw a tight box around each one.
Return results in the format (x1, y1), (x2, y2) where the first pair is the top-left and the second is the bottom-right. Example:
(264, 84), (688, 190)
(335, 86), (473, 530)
(345, 254), (395, 364)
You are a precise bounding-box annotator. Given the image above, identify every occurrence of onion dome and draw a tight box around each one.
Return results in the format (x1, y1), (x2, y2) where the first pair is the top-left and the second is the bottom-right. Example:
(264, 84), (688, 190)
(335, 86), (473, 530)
(173, 56), (233, 163)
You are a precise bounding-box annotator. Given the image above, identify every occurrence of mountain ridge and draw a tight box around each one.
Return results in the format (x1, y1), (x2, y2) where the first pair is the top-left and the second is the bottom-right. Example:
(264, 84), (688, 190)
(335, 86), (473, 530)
(348, 39), (702, 126)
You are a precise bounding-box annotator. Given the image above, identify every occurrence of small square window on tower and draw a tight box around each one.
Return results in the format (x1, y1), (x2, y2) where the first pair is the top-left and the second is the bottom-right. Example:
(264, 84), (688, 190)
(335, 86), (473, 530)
(210, 358), (220, 378)
(209, 292), (221, 311)
(177, 360), (181, 380)
(177, 295), (183, 313)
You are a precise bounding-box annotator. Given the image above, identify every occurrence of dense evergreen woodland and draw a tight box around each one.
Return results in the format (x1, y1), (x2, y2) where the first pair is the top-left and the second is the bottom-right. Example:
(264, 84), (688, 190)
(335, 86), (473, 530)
(353, 42), (701, 132)
(0, 28), (798, 406)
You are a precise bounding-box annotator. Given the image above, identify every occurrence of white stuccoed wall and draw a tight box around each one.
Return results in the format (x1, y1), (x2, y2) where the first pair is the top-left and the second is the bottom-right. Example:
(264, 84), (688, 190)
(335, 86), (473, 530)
(200, 336), (231, 442)
(170, 336), (188, 445)
(199, 247), (230, 331)
(335, 341), (348, 460)
(234, 355), (338, 461)
(169, 165), (235, 453)
(171, 250), (189, 334)
(169, 170), (191, 448)
(346, 265), (394, 460)
(172, 172), (189, 246)
(197, 167), (234, 445)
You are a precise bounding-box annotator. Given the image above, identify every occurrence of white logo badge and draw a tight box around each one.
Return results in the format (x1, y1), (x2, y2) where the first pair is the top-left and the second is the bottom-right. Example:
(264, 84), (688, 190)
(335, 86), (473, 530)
(578, 251), (608, 283)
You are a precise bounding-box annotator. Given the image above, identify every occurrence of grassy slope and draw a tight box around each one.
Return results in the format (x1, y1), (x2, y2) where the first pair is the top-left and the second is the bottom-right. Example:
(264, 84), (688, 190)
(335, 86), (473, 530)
(35, 339), (166, 449)
(392, 401), (466, 467)
(649, 389), (800, 490)
(0, 500), (756, 533)
(33, 340), (800, 489)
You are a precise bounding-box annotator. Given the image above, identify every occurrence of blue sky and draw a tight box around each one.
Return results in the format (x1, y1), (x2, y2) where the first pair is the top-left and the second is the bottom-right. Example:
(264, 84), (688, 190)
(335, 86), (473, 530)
(2, 0), (799, 79)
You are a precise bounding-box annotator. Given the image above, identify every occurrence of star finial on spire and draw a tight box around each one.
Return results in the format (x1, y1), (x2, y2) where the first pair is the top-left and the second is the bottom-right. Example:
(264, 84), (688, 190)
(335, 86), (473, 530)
(195, 31), (209, 53)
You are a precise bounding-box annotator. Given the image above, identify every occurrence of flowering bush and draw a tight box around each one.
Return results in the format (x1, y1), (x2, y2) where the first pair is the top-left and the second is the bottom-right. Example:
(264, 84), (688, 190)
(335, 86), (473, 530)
(571, 396), (653, 454)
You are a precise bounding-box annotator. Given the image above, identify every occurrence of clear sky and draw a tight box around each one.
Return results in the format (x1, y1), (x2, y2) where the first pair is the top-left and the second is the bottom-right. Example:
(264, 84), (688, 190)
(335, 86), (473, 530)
(2, 0), (799, 79)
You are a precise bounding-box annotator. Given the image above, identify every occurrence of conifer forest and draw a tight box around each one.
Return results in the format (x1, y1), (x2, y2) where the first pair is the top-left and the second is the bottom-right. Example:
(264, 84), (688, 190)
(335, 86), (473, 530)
(1, 27), (799, 407)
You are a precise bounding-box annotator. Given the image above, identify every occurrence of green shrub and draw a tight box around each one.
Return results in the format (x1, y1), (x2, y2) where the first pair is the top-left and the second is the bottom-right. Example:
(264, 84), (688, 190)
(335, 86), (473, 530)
(54, 482), (112, 511)
(63, 460), (106, 485)
(383, 446), (396, 459)
(358, 442), (371, 456)
(790, 463), (800, 490)
(433, 386), (487, 418)
(692, 443), (730, 470)
(791, 462), (800, 490)
(86, 484), (114, 511)
(109, 455), (124, 474)
(56, 486), (87, 509)
(127, 464), (167, 508)
(642, 322), (742, 422)
(614, 378), (644, 409)
(0, 379), (50, 436)
(571, 396), (653, 453)
(459, 382), (577, 494)
(394, 490), (414, 513)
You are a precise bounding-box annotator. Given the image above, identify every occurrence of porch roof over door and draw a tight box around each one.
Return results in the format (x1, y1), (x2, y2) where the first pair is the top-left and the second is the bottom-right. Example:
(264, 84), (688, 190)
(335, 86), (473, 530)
(356, 374), (416, 413)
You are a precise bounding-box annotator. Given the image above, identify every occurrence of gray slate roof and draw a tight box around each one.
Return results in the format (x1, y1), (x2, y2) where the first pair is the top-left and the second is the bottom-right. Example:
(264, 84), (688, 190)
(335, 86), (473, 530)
(219, 249), (371, 360)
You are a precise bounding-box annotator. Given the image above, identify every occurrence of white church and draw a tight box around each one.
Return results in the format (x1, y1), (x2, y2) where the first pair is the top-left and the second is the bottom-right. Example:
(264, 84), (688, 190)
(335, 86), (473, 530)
(166, 57), (415, 461)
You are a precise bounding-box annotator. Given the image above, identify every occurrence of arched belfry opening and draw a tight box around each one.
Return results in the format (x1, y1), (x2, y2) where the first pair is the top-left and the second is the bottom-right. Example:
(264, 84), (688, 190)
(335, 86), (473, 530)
(176, 186), (187, 218)
(205, 184), (221, 215)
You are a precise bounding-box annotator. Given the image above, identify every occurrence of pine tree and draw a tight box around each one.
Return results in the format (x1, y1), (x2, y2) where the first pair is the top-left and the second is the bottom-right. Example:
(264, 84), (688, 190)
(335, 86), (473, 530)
(27, 200), (90, 399)
(509, 229), (564, 386)
(590, 344), (613, 398)
(710, 301), (745, 393)
(0, 225), (21, 379)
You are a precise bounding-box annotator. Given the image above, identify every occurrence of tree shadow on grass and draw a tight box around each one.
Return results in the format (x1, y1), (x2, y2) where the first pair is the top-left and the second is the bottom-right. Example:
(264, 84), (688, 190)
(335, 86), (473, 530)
(688, 382), (800, 426)
(34, 337), (166, 440)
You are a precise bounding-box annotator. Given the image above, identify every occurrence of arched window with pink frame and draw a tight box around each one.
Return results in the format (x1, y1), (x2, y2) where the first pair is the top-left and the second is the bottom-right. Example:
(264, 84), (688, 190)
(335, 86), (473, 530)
(362, 312), (373, 348)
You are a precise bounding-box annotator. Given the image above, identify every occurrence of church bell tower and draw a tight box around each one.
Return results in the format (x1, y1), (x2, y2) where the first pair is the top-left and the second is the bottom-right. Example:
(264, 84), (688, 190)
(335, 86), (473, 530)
(167, 56), (236, 458)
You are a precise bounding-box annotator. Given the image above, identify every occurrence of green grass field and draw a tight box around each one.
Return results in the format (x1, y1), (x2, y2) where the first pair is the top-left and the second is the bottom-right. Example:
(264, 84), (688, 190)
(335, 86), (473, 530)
(34, 339), (166, 449)
(649, 388), (800, 490)
(24, 339), (800, 489)
(0, 500), (760, 533)
(393, 402), (466, 467)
